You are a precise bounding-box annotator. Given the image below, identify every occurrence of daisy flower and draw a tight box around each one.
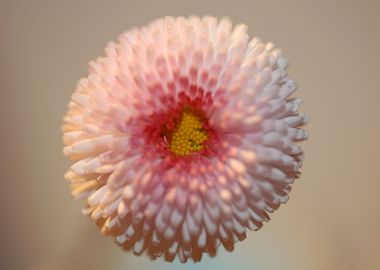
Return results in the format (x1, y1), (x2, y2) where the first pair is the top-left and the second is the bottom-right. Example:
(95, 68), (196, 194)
(62, 16), (308, 263)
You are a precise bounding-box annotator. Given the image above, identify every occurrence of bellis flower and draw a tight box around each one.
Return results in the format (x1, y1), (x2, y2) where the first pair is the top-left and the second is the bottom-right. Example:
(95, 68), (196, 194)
(62, 16), (308, 262)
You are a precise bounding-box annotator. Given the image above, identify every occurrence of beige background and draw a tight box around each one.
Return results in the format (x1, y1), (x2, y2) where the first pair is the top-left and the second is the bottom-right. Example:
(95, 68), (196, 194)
(1, 0), (379, 269)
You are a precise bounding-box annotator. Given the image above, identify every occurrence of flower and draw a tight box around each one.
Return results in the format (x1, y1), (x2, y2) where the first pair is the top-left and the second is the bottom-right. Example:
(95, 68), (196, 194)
(62, 16), (308, 263)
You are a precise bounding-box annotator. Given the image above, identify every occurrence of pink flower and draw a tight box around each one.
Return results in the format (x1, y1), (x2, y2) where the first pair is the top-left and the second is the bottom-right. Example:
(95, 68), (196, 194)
(62, 16), (307, 262)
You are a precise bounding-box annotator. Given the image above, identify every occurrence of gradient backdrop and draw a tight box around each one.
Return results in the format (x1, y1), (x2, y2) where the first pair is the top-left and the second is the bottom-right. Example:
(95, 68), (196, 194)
(1, 0), (379, 269)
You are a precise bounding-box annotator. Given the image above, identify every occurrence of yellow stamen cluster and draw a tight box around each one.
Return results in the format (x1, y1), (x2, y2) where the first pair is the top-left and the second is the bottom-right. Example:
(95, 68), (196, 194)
(169, 110), (208, 156)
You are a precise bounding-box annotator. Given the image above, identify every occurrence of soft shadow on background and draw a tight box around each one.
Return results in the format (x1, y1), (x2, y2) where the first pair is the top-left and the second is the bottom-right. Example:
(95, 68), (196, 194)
(1, 0), (379, 269)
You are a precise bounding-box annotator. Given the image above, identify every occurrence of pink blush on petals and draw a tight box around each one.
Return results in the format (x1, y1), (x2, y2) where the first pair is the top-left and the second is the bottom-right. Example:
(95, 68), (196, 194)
(62, 16), (307, 263)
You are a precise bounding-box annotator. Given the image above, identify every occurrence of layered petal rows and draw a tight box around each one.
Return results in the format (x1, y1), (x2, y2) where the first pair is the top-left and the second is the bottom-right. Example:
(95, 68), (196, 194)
(62, 16), (307, 262)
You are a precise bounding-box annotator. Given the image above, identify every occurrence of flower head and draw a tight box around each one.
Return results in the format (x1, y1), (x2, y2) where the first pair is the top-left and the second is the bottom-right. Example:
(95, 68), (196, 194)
(62, 16), (307, 262)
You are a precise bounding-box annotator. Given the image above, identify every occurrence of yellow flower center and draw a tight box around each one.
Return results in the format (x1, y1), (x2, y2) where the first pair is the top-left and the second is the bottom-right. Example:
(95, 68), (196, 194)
(169, 109), (208, 156)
